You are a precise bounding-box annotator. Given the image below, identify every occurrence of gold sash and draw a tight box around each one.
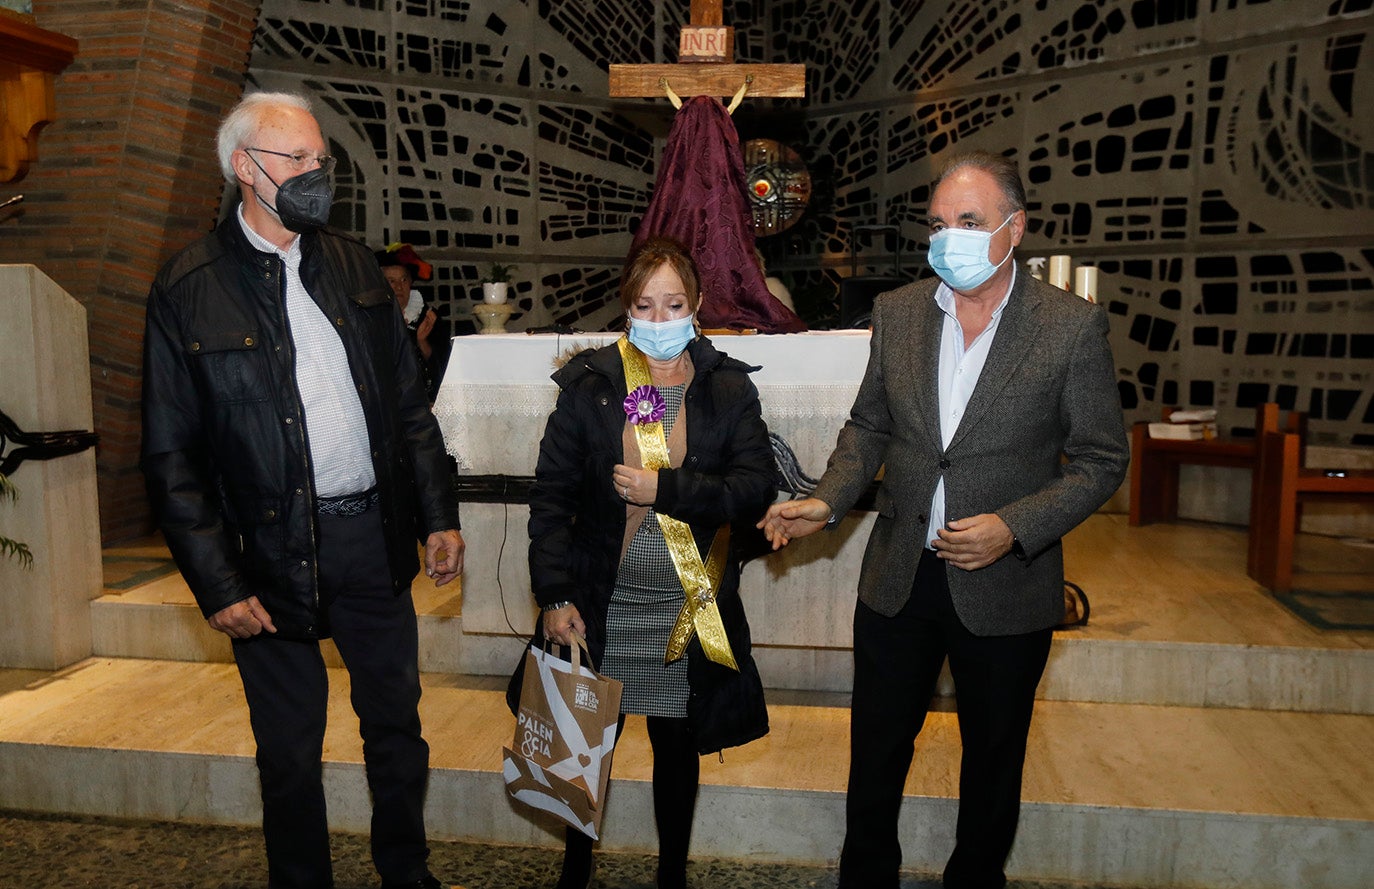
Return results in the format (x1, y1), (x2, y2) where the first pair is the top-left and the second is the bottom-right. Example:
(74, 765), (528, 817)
(617, 336), (738, 671)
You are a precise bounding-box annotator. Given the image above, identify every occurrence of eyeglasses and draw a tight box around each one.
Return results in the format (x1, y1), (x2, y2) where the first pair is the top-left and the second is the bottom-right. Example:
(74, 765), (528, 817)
(246, 147), (337, 176)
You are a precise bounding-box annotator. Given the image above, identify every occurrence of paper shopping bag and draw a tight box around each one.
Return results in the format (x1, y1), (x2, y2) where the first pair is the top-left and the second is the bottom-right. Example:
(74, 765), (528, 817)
(503, 633), (622, 839)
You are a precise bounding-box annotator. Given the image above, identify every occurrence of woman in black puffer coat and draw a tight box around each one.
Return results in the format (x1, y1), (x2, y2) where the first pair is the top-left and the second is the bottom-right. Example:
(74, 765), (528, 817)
(522, 237), (776, 889)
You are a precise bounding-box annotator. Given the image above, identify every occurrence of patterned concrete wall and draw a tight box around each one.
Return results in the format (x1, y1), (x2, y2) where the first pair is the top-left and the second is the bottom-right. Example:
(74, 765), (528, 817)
(246, 0), (1374, 445)
(247, 0), (687, 336)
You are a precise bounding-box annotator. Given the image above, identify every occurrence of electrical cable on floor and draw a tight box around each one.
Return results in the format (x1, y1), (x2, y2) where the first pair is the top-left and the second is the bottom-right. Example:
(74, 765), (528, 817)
(493, 474), (523, 639)
(1060, 579), (1090, 628)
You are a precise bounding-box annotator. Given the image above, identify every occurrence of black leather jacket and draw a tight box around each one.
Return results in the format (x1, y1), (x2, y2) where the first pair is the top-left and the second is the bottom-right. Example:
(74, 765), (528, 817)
(141, 211), (460, 639)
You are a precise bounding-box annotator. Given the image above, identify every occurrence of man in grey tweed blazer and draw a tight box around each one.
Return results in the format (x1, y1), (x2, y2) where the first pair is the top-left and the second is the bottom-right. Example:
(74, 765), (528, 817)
(760, 151), (1128, 889)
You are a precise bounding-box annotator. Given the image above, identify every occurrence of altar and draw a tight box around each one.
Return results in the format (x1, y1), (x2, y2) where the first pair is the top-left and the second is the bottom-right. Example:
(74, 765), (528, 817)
(433, 331), (878, 691)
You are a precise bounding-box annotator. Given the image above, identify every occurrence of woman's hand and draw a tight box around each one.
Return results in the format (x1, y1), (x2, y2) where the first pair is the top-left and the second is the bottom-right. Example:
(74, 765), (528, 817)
(542, 603), (586, 646)
(612, 464), (658, 506)
(415, 307), (437, 360)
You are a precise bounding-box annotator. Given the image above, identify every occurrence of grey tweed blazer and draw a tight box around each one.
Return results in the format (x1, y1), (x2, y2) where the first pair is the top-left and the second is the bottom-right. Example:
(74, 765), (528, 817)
(810, 269), (1129, 636)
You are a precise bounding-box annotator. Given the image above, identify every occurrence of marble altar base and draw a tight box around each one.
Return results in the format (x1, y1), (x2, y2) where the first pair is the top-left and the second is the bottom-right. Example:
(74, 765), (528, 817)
(0, 264), (101, 669)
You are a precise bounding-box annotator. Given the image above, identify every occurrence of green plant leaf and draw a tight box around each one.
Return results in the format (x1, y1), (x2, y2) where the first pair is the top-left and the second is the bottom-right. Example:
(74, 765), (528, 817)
(0, 471), (33, 569)
(484, 262), (517, 283)
(0, 537), (33, 570)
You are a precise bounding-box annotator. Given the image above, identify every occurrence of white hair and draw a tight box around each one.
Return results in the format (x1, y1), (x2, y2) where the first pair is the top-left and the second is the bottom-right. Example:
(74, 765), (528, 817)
(216, 91), (314, 181)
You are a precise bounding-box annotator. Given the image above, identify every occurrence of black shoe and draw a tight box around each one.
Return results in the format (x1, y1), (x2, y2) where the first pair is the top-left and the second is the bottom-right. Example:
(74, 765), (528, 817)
(656, 869), (687, 889)
(554, 857), (593, 889)
(381, 876), (443, 889)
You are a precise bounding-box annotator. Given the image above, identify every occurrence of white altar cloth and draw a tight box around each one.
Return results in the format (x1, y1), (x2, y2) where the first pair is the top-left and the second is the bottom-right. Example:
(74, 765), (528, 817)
(433, 331), (872, 478)
(433, 331), (878, 691)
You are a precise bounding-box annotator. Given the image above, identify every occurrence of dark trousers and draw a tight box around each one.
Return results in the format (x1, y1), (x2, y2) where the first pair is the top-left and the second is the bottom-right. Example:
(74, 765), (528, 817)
(838, 550), (1053, 889)
(232, 507), (431, 889)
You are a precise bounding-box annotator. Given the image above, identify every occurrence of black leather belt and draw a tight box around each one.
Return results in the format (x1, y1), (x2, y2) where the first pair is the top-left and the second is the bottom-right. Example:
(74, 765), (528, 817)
(316, 488), (379, 516)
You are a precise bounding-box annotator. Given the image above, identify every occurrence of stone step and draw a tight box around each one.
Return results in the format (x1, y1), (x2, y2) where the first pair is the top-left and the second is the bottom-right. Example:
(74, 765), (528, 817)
(0, 657), (1369, 889)
(88, 588), (1374, 715)
(92, 516), (1374, 714)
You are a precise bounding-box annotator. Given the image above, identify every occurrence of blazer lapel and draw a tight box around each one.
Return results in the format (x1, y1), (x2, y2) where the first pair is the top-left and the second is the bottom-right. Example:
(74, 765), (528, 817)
(947, 273), (1043, 452)
(899, 286), (945, 451)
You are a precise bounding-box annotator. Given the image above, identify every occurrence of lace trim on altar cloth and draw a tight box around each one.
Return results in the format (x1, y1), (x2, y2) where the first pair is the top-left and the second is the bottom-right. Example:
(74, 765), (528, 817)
(756, 383), (861, 416)
(436, 382), (859, 418)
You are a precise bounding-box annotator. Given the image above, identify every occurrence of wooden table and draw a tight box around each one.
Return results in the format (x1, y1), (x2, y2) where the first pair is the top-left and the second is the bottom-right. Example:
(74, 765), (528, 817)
(1129, 404), (1303, 528)
(1247, 430), (1374, 592)
(1128, 423), (1256, 526)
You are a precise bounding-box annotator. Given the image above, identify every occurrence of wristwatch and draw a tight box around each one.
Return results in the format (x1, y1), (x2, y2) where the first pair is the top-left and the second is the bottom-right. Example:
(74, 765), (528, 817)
(541, 600), (574, 612)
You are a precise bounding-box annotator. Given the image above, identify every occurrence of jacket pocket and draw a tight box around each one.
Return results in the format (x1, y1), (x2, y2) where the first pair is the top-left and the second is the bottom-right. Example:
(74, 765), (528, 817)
(223, 491), (284, 530)
(186, 329), (267, 404)
(350, 285), (393, 309)
(229, 494), (287, 579)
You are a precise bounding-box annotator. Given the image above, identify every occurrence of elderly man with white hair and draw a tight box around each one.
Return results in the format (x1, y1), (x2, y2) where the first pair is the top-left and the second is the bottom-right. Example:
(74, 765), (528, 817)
(141, 91), (464, 889)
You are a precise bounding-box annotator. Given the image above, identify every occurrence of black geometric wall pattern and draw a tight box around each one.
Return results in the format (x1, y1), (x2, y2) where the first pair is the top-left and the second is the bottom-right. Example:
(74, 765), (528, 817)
(879, 87), (1026, 248)
(1227, 40), (1373, 216)
(769, 0), (1372, 444)
(812, 110), (889, 249)
(1101, 246), (1373, 431)
(999, 27), (1372, 444)
(891, 0), (1033, 92)
(242, 0), (1374, 444)
(1020, 62), (1200, 246)
(765, 0), (886, 105)
(534, 103), (657, 249)
(249, 0), (675, 333)
(536, 0), (657, 83)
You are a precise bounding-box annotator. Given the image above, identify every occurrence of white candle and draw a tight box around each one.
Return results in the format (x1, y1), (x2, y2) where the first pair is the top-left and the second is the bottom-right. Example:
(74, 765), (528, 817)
(1048, 255), (1071, 291)
(1074, 266), (1099, 303)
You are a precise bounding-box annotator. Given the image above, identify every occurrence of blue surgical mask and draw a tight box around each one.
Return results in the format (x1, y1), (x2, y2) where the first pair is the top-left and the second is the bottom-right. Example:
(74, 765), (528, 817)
(628, 314), (695, 360)
(927, 214), (1015, 291)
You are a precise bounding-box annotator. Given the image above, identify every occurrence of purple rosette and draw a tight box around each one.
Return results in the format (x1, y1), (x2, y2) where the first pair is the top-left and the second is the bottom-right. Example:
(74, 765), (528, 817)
(624, 385), (666, 426)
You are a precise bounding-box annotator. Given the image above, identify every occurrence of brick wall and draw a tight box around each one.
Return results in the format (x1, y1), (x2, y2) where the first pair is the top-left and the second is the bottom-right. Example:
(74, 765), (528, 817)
(0, 1), (261, 542)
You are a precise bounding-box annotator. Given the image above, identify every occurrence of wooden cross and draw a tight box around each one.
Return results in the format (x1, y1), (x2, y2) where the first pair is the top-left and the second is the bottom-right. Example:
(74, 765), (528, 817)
(608, 0), (804, 101)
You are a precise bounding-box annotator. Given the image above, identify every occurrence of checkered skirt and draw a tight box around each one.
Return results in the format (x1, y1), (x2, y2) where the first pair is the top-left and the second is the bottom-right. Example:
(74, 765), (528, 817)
(600, 383), (690, 717)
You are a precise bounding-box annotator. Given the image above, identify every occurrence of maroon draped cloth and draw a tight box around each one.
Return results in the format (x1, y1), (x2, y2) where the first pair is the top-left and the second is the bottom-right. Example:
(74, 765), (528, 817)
(631, 96), (807, 333)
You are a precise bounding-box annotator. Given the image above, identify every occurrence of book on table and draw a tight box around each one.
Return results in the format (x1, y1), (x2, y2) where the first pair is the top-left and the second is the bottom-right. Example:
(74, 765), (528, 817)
(1166, 408), (1218, 424)
(1148, 422), (1219, 441)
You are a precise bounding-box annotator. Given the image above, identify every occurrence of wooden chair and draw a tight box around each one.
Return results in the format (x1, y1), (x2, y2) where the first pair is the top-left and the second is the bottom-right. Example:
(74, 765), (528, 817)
(1129, 403), (1300, 527)
(1246, 429), (1374, 592)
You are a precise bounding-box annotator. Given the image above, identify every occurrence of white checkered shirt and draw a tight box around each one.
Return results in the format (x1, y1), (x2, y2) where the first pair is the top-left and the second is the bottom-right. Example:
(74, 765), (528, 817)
(237, 206), (377, 498)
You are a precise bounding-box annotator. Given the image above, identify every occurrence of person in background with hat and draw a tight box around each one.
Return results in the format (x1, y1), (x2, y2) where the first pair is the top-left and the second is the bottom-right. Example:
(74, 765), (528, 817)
(376, 243), (452, 402)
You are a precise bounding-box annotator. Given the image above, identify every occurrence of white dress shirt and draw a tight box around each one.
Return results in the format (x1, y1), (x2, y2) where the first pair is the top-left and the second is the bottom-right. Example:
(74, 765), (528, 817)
(237, 205), (377, 498)
(923, 264), (1016, 548)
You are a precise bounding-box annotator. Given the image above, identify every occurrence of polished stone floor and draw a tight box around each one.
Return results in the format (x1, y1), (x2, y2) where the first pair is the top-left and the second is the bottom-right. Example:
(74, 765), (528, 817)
(0, 808), (1150, 889)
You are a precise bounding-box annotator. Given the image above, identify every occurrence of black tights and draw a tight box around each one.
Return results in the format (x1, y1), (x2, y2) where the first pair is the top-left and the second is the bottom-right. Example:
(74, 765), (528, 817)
(558, 715), (698, 889)
(646, 715), (699, 887)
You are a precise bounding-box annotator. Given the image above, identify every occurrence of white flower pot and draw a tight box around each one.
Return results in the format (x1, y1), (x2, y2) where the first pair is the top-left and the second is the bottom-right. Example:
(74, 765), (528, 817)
(481, 282), (509, 304)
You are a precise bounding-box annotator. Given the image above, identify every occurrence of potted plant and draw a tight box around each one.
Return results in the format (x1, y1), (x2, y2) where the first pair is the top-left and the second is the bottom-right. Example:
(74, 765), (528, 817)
(481, 262), (517, 305)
